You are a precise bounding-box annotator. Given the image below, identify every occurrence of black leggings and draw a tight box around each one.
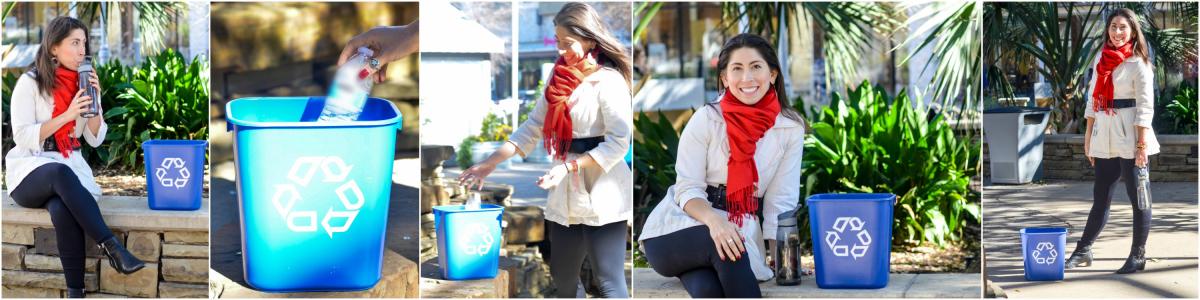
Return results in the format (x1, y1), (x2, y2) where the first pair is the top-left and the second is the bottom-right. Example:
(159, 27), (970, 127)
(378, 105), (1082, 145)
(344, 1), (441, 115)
(642, 225), (761, 298)
(10, 163), (115, 290)
(1077, 157), (1151, 251)
(547, 220), (630, 298)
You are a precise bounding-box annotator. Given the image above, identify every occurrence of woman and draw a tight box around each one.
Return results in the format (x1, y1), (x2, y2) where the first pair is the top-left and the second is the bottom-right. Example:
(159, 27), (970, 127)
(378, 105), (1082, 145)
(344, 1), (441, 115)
(638, 33), (806, 298)
(457, 2), (633, 298)
(6, 17), (146, 298)
(1064, 8), (1158, 274)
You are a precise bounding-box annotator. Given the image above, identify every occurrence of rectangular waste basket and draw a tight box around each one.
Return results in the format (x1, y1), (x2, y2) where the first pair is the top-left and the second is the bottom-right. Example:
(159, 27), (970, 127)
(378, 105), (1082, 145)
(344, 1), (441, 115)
(143, 140), (207, 211)
(1021, 227), (1067, 281)
(434, 204), (504, 280)
(808, 193), (895, 289)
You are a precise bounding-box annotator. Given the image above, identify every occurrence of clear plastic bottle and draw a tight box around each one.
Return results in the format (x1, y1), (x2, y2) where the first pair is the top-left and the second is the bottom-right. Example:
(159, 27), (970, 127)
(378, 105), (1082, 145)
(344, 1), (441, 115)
(1136, 167), (1151, 210)
(320, 47), (380, 122)
(466, 192), (482, 210)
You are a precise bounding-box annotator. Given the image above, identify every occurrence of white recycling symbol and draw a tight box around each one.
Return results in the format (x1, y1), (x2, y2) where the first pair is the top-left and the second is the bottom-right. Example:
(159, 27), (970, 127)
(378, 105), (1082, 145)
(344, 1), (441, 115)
(272, 156), (363, 238)
(155, 157), (190, 189)
(460, 223), (495, 257)
(825, 217), (872, 259)
(1031, 242), (1058, 265)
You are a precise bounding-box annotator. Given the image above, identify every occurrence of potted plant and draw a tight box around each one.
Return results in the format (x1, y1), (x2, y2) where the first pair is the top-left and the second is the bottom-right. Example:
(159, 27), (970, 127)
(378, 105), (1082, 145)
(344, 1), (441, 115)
(470, 112), (516, 169)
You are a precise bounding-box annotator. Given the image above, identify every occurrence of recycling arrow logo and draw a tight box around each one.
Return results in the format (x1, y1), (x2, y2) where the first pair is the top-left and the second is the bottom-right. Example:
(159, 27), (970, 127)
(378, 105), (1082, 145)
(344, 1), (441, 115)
(155, 157), (190, 189)
(460, 223), (496, 257)
(825, 217), (872, 259)
(1031, 242), (1058, 265)
(272, 156), (363, 238)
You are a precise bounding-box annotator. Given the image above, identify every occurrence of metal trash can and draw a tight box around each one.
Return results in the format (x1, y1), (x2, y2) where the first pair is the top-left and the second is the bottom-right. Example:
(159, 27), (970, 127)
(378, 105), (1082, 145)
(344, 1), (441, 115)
(983, 106), (1050, 184)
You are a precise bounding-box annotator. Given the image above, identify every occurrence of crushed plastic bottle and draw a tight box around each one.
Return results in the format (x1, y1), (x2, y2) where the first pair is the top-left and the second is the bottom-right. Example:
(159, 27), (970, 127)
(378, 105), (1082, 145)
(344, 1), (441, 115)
(320, 47), (380, 122)
(1136, 167), (1151, 210)
(466, 192), (483, 210)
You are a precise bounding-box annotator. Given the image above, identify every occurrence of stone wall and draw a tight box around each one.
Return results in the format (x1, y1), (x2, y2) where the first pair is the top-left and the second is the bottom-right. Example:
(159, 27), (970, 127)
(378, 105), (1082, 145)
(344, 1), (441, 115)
(2, 196), (209, 298)
(984, 134), (1198, 182)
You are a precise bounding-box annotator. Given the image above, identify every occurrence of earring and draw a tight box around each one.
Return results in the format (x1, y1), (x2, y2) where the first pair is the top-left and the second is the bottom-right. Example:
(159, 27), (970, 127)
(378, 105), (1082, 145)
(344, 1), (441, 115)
(51, 57), (58, 65)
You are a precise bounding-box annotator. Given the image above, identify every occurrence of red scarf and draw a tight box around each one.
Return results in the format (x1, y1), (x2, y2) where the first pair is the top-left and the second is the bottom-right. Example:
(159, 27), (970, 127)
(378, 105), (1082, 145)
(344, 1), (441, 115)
(542, 49), (598, 161)
(719, 87), (780, 226)
(51, 66), (81, 158)
(1093, 42), (1133, 115)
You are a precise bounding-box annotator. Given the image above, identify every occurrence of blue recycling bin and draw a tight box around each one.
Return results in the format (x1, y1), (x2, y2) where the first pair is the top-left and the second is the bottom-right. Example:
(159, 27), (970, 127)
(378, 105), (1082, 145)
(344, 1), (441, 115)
(142, 140), (207, 211)
(434, 204), (504, 280)
(808, 193), (895, 289)
(226, 97), (402, 292)
(1021, 227), (1067, 281)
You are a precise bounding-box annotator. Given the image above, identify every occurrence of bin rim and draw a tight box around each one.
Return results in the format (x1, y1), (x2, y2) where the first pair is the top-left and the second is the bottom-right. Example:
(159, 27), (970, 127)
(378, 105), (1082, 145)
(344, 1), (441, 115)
(142, 139), (208, 147)
(1020, 227), (1067, 235)
(433, 204), (505, 213)
(806, 193), (896, 203)
(225, 97), (401, 129)
(983, 106), (1051, 114)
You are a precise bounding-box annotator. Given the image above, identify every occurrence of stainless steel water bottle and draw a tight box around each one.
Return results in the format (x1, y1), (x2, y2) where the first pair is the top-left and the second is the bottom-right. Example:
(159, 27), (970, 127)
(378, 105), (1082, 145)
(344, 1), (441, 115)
(775, 209), (801, 286)
(78, 56), (99, 118)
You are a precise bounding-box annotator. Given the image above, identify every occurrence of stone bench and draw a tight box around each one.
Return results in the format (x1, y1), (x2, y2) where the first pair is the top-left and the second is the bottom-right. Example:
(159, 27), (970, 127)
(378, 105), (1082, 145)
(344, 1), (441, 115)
(632, 268), (981, 298)
(2, 193), (210, 298)
(209, 249), (419, 298)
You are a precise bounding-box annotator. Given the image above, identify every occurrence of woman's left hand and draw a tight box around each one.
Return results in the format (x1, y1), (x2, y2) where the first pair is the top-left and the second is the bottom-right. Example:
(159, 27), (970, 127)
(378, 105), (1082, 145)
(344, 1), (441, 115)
(535, 164), (569, 190)
(1135, 148), (1148, 167)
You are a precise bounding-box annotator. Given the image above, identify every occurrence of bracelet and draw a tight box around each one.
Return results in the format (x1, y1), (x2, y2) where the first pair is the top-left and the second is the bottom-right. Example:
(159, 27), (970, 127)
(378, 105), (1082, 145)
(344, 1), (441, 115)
(1136, 142), (1146, 149)
(569, 160), (579, 173)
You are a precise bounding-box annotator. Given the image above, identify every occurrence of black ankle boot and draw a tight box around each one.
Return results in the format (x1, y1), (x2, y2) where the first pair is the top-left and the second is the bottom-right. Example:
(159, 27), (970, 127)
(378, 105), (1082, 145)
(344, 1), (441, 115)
(98, 237), (145, 274)
(1064, 245), (1093, 269)
(66, 288), (85, 298)
(1116, 247), (1146, 274)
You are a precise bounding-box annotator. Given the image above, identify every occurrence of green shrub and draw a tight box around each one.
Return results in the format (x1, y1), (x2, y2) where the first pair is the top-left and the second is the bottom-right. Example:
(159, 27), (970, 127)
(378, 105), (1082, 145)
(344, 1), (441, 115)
(1164, 84), (1198, 134)
(632, 111), (680, 219)
(803, 81), (981, 247)
(457, 137), (477, 169)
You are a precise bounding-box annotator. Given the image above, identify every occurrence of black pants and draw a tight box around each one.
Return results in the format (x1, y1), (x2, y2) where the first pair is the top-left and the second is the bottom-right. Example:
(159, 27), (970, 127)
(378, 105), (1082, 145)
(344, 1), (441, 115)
(643, 226), (761, 298)
(1077, 157), (1151, 252)
(11, 163), (115, 290)
(547, 220), (630, 298)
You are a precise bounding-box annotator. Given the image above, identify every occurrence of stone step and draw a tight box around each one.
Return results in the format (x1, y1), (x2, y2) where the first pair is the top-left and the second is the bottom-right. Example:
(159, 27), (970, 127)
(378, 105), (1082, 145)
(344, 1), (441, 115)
(209, 249), (418, 298)
(419, 257), (510, 298)
(2, 194), (209, 232)
(631, 268), (981, 298)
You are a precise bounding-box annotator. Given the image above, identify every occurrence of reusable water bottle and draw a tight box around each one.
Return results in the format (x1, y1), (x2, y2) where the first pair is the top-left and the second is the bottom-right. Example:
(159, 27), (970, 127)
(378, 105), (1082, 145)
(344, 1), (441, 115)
(321, 47), (380, 122)
(78, 57), (99, 118)
(775, 209), (801, 286)
(1136, 167), (1151, 210)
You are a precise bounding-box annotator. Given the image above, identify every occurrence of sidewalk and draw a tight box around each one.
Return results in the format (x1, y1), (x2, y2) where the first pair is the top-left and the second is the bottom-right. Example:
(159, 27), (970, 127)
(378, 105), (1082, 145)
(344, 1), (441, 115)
(633, 268), (981, 298)
(983, 180), (1198, 298)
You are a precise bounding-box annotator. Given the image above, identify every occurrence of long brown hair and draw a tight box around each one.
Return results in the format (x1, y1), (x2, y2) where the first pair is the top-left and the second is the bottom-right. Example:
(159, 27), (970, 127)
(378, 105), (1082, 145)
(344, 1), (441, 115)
(714, 33), (804, 124)
(1103, 8), (1150, 64)
(553, 2), (633, 91)
(33, 16), (90, 97)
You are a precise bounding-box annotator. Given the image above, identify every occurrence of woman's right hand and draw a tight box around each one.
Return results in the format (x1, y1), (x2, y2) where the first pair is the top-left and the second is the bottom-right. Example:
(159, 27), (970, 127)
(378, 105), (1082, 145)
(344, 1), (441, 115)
(64, 89), (93, 120)
(702, 214), (746, 261)
(1084, 136), (1094, 167)
(458, 162), (497, 191)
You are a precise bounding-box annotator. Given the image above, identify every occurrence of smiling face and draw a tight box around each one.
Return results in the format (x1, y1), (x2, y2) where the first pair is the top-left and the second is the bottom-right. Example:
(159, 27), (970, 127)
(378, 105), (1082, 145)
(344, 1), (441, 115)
(721, 47), (777, 105)
(51, 28), (88, 70)
(555, 26), (593, 63)
(1107, 16), (1132, 48)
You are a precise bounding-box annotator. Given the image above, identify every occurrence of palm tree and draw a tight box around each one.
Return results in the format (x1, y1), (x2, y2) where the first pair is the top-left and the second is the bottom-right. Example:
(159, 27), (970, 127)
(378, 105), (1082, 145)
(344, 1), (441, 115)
(897, 1), (981, 124)
(73, 2), (181, 59)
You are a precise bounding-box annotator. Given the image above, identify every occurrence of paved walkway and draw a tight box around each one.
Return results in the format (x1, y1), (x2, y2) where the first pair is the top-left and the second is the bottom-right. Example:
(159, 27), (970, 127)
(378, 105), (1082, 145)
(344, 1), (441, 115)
(633, 268), (981, 298)
(984, 180), (1198, 298)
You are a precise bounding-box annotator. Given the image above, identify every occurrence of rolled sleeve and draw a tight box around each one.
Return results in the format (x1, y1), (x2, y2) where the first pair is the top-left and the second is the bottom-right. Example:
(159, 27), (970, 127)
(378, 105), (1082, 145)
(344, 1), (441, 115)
(673, 108), (713, 209)
(1133, 61), (1155, 129)
(11, 75), (45, 153)
(585, 78), (633, 172)
(509, 95), (548, 158)
(761, 128), (803, 240)
(78, 118), (107, 147)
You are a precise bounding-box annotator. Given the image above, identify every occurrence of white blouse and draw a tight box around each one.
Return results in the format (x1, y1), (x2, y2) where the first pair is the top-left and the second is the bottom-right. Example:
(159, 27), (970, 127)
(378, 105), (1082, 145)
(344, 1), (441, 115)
(1084, 54), (1160, 159)
(5, 72), (108, 200)
(508, 67), (633, 227)
(638, 104), (805, 281)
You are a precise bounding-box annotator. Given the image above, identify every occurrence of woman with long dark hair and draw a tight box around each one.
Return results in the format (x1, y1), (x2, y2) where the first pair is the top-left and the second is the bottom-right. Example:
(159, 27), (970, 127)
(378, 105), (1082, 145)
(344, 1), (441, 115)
(1064, 8), (1158, 274)
(6, 16), (146, 298)
(638, 33), (807, 298)
(458, 2), (633, 298)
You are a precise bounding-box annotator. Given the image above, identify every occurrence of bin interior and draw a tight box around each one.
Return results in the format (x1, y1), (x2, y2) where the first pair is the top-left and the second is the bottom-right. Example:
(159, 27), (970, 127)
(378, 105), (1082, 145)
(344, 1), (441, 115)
(807, 193), (895, 203)
(1021, 227), (1066, 235)
(434, 204), (504, 215)
(227, 97), (399, 127)
(143, 139), (207, 147)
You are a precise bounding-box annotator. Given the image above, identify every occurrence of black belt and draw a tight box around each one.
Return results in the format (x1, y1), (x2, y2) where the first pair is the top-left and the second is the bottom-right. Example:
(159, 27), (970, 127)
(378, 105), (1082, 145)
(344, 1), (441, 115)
(43, 137), (81, 152)
(568, 136), (605, 154)
(1113, 99), (1135, 109)
(706, 185), (763, 213)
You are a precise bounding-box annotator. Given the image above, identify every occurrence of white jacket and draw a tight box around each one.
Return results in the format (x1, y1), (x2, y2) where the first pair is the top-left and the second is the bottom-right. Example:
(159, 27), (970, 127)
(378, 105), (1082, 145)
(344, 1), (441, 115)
(509, 67), (633, 227)
(5, 72), (107, 200)
(1084, 53), (1160, 159)
(638, 104), (805, 281)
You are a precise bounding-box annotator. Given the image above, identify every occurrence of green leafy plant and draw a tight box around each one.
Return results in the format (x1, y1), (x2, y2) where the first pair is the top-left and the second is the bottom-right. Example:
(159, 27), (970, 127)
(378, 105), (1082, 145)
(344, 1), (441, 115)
(84, 49), (209, 172)
(1164, 84), (1198, 134)
(476, 112), (513, 142)
(2, 72), (19, 157)
(632, 111), (682, 224)
(457, 137), (478, 169)
(803, 81), (980, 247)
